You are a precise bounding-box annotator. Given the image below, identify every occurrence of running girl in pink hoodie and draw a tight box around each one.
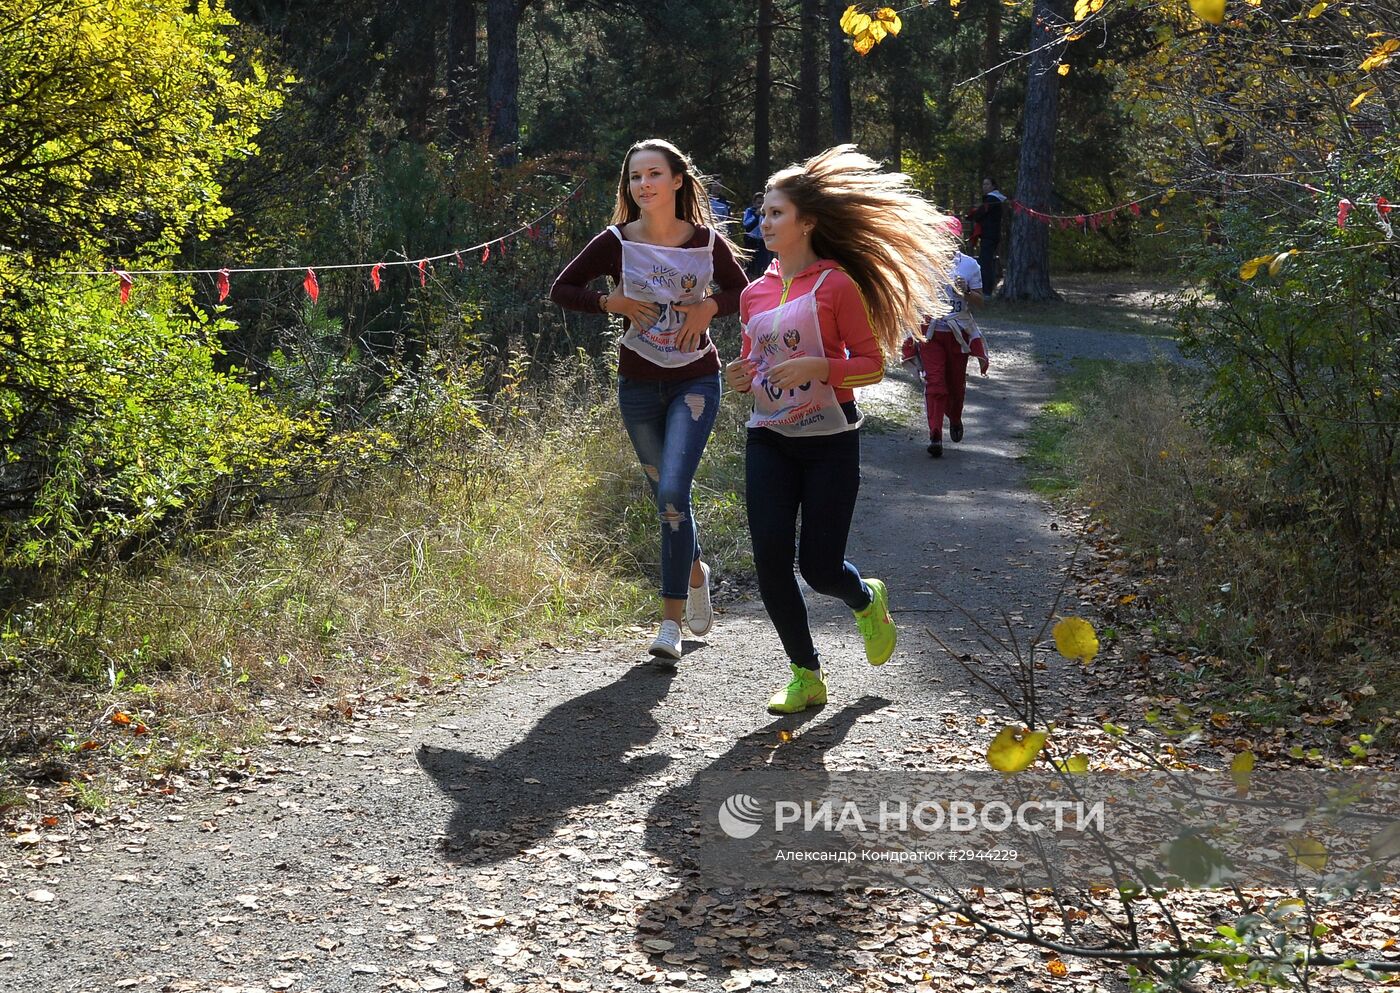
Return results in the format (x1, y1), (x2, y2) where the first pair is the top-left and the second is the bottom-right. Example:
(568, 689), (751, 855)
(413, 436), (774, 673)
(725, 146), (956, 714)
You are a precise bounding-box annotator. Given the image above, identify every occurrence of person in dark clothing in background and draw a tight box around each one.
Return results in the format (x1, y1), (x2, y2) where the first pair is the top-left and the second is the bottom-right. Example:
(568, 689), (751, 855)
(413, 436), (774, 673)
(742, 193), (771, 278)
(970, 177), (1007, 295)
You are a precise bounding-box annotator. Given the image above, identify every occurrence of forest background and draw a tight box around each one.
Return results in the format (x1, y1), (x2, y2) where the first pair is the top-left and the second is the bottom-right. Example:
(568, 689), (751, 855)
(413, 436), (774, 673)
(1, 0), (1397, 778)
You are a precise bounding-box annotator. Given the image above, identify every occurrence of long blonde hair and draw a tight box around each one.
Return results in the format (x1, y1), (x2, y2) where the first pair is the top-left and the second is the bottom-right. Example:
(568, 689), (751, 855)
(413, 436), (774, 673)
(611, 139), (746, 258)
(767, 145), (955, 357)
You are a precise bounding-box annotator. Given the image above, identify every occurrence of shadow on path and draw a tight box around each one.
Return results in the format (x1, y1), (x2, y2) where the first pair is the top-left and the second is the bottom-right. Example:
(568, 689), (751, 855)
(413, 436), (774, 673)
(635, 697), (907, 973)
(418, 664), (675, 868)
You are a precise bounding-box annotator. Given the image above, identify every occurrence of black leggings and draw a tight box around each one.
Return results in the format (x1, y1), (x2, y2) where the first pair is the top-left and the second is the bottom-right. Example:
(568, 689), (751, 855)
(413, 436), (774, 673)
(745, 416), (872, 671)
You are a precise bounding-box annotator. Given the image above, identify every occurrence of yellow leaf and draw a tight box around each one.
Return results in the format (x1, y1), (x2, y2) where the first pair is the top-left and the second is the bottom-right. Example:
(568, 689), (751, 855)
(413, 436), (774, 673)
(875, 7), (903, 34)
(1046, 959), (1069, 977)
(840, 6), (871, 36)
(1360, 38), (1400, 73)
(1119, 594), (1138, 605)
(853, 32), (877, 55)
(1307, 0), (1327, 16)
(1054, 754), (1090, 774)
(1267, 250), (1293, 276)
(1285, 836), (1328, 872)
(1239, 254), (1273, 280)
(1230, 749), (1255, 793)
(1058, 63), (1071, 75)
(1052, 617), (1099, 663)
(1349, 88), (1375, 109)
(987, 726), (1049, 773)
(1188, 0), (1226, 24)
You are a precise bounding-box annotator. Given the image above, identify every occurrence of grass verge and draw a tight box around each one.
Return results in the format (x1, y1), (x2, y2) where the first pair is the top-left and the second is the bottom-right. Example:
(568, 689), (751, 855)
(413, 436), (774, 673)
(1022, 360), (1397, 753)
(0, 363), (752, 808)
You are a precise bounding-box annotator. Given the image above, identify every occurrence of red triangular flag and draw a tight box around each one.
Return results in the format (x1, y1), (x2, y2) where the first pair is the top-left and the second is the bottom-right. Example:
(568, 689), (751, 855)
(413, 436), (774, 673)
(371, 263), (383, 291)
(499, 239), (507, 257)
(1076, 215), (1087, 228)
(455, 251), (464, 269)
(1130, 202), (1142, 217)
(418, 259), (428, 287)
(303, 268), (319, 303)
(1337, 198), (1352, 229)
(1377, 196), (1392, 217)
(481, 245), (490, 263)
(117, 270), (132, 305)
(217, 268), (230, 302)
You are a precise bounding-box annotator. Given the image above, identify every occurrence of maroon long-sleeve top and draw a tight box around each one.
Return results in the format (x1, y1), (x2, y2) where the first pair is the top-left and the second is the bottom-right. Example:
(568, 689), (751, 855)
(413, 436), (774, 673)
(549, 225), (748, 382)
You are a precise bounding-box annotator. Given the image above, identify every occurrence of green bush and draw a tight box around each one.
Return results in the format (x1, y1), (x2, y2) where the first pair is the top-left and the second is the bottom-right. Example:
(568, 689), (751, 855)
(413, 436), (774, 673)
(1178, 151), (1399, 575)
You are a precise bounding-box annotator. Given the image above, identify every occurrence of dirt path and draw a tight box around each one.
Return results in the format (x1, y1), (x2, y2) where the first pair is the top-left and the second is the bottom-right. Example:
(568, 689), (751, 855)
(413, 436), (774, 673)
(2, 324), (1184, 993)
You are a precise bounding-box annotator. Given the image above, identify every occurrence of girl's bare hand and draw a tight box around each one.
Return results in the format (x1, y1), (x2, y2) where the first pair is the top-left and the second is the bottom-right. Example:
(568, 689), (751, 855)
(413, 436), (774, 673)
(725, 357), (757, 392)
(605, 290), (661, 329)
(672, 298), (718, 352)
(766, 356), (828, 391)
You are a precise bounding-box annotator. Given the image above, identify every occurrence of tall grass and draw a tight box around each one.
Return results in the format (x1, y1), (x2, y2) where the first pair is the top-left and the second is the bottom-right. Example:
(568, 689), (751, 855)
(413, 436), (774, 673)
(0, 360), (750, 760)
(1043, 362), (1399, 715)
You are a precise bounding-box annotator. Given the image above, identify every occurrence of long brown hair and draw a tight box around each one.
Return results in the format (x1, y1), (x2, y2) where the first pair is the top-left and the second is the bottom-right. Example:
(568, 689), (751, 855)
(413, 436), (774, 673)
(767, 145), (956, 357)
(610, 139), (747, 258)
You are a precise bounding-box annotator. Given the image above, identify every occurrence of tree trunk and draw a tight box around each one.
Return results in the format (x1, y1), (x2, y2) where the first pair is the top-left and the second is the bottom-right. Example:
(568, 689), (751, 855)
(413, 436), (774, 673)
(981, 0), (1002, 179)
(797, 0), (822, 157)
(754, 0), (774, 191)
(1000, 0), (1061, 301)
(485, 0), (520, 157)
(827, 0), (851, 143)
(448, 0), (478, 142)
(399, 6), (441, 143)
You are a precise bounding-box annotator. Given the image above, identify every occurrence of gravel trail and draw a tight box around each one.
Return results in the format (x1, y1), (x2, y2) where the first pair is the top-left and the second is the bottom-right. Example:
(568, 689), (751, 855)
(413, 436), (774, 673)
(2, 323), (1184, 993)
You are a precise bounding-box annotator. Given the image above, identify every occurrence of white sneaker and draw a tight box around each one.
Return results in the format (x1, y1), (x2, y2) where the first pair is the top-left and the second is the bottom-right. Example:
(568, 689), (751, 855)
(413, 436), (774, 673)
(647, 619), (683, 661)
(685, 562), (713, 636)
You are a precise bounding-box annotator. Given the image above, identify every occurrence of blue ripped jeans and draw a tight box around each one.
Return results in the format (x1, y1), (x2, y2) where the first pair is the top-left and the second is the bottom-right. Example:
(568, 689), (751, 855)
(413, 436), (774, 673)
(617, 372), (723, 600)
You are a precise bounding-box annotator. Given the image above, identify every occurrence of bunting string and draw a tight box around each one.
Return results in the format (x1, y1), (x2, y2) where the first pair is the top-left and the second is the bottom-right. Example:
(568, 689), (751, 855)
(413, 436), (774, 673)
(32, 179), (589, 303)
(1008, 180), (1394, 235)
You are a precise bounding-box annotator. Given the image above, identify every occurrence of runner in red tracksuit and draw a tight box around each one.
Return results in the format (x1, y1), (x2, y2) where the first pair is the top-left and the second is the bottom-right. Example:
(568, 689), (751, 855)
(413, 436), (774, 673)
(902, 221), (989, 457)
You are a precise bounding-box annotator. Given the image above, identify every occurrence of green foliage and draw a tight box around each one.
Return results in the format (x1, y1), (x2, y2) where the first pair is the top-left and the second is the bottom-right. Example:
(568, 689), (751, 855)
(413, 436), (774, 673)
(1179, 147), (1400, 568)
(0, 0), (290, 565)
(0, 0), (282, 266)
(1, 278), (330, 566)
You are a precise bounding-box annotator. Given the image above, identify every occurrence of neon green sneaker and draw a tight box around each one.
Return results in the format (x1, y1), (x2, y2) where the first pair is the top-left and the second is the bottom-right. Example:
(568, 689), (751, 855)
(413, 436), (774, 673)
(767, 664), (827, 714)
(854, 578), (896, 665)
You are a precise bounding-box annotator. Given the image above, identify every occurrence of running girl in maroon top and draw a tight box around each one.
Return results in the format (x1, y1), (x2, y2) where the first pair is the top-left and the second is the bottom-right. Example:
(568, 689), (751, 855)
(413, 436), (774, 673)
(726, 146), (955, 713)
(550, 139), (747, 663)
